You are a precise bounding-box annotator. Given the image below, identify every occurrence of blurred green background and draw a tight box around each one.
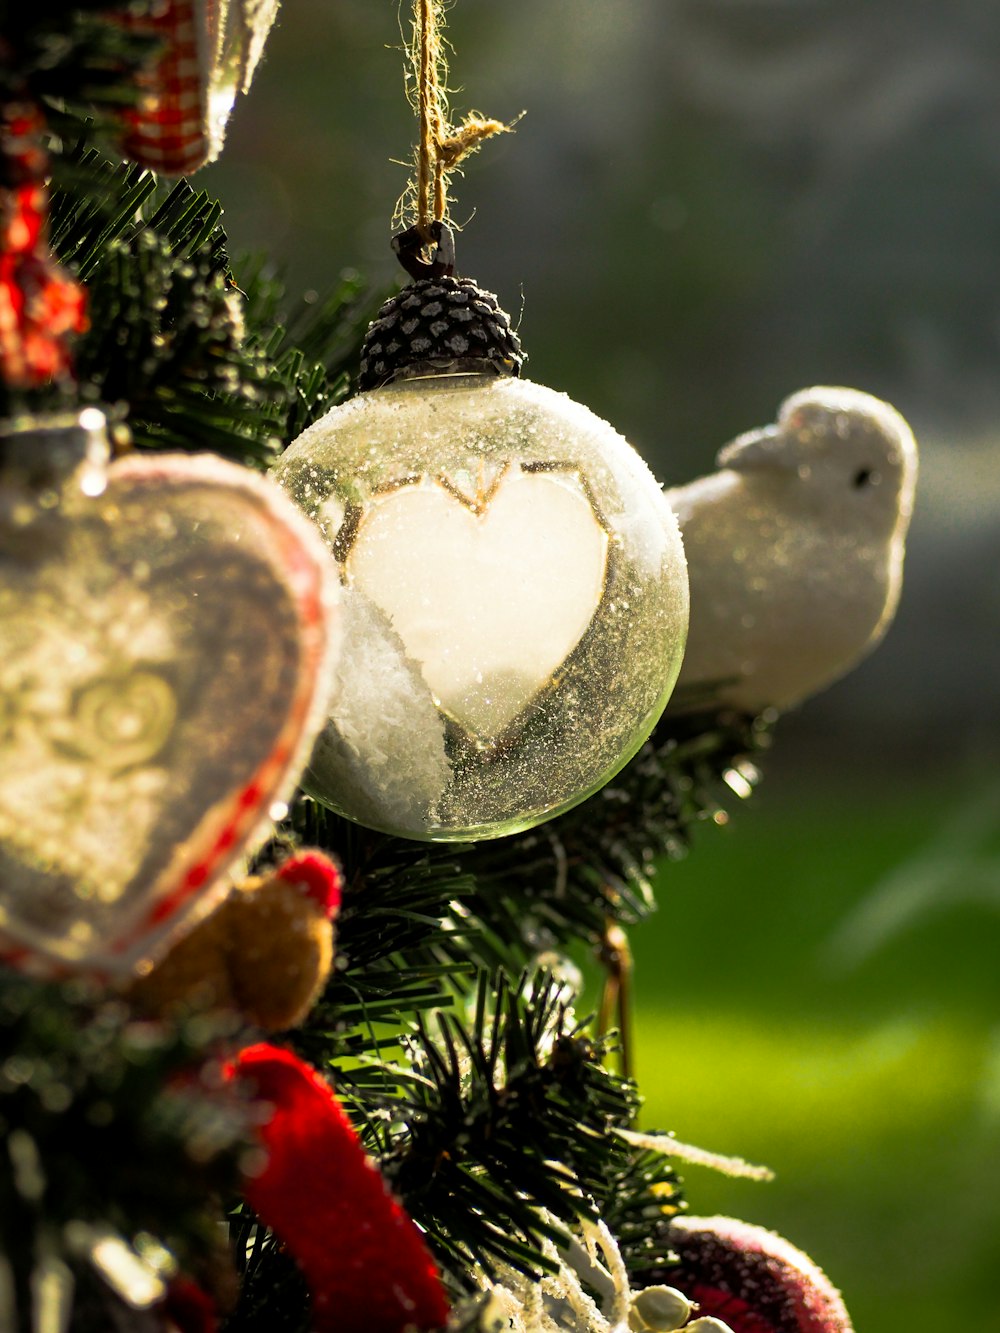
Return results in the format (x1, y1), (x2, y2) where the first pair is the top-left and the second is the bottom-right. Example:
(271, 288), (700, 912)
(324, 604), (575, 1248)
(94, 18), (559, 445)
(204, 3), (1000, 1328)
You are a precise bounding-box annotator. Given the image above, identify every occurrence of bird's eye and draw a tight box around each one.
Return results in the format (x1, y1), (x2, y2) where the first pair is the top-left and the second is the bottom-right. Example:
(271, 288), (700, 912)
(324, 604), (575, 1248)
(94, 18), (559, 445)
(853, 467), (877, 488)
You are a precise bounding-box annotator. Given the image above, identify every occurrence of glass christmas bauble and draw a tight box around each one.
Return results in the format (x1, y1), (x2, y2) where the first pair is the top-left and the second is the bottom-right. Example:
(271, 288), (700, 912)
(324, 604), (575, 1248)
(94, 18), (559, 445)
(272, 371), (688, 840)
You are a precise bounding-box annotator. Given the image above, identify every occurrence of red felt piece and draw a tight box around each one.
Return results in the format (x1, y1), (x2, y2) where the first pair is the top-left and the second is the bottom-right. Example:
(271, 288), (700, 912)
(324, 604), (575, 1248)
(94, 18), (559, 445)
(229, 1043), (450, 1333)
(162, 1278), (219, 1333)
(272, 850), (343, 918)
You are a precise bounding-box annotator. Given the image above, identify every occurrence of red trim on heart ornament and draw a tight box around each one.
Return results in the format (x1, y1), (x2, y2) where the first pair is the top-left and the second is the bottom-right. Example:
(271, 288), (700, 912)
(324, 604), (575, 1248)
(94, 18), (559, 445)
(104, 455), (340, 973)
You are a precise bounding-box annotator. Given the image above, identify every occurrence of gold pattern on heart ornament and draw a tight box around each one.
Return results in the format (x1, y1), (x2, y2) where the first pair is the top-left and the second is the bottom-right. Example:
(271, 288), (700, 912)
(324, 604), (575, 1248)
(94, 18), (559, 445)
(342, 463), (610, 739)
(0, 433), (340, 976)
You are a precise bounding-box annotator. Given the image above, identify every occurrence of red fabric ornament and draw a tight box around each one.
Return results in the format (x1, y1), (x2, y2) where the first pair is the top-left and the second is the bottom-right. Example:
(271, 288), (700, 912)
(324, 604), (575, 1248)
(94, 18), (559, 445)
(161, 1278), (219, 1333)
(228, 1043), (450, 1333)
(661, 1216), (854, 1333)
(0, 104), (87, 387)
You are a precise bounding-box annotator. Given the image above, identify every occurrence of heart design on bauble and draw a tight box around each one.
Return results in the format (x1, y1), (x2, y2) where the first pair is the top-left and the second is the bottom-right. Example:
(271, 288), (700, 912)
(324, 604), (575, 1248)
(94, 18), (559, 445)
(0, 451), (340, 976)
(342, 464), (610, 738)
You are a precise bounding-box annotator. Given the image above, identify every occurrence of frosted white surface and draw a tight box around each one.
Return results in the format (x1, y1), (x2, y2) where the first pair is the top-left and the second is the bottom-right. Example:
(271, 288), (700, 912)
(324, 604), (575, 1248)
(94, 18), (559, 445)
(305, 590), (450, 830)
(668, 386), (918, 712)
(347, 469), (609, 736)
(473, 1211), (707, 1333)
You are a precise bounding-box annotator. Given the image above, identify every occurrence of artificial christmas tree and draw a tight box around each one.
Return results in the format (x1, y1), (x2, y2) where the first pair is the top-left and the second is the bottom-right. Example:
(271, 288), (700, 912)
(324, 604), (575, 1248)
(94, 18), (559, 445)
(0, 3), (916, 1331)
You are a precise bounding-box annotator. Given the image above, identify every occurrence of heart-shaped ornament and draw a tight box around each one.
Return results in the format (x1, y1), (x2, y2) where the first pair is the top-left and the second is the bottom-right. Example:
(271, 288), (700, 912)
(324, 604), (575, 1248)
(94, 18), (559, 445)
(0, 432), (340, 976)
(344, 465), (610, 737)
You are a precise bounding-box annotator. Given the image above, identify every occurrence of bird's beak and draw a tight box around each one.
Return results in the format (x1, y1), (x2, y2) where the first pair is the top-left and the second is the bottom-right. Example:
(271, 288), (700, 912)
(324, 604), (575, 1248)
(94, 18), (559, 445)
(715, 425), (796, 474)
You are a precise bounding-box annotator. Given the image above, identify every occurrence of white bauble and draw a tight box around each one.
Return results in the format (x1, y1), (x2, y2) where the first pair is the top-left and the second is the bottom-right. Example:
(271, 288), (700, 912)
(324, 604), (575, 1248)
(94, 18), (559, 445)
(272, 371), (688, 841)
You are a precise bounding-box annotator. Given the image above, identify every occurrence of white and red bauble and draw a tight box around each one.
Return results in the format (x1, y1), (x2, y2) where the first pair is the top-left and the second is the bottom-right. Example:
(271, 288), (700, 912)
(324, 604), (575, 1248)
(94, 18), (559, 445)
(658, 1215), (854, 1333)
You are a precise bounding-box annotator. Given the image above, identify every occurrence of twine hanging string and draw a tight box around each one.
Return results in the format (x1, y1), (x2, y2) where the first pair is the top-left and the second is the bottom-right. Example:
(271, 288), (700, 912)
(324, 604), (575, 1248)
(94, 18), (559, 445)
(407, 0), (514, 245)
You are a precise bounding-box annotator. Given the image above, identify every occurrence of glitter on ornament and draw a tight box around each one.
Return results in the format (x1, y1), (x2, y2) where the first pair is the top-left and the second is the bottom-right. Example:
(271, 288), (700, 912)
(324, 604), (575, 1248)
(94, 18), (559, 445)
(658, 1216), (854, 1333)
(272, 262), (688, 841)
(0, 410), (341, 976)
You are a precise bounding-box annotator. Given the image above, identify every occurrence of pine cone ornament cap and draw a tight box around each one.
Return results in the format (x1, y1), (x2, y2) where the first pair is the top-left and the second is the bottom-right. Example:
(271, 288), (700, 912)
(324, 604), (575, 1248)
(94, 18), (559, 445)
(359, 274), (524, 391)
(359, 225), (524, 390)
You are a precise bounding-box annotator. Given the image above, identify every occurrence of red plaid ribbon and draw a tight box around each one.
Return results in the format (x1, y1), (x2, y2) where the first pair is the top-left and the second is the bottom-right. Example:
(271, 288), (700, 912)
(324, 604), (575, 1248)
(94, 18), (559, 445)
(120, 0), (217, 176)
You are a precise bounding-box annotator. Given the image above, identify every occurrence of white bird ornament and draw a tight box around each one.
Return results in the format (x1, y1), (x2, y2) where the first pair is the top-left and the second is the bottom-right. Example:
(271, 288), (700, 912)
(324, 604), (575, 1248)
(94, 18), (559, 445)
(666, 386), (918, 714)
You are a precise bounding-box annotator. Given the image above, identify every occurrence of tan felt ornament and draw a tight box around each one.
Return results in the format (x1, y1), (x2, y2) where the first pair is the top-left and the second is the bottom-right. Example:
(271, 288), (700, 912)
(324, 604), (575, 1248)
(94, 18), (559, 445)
(117, 0), (279, 175)
(0, 409), (341, 978)
(127, 850), (342, 1030)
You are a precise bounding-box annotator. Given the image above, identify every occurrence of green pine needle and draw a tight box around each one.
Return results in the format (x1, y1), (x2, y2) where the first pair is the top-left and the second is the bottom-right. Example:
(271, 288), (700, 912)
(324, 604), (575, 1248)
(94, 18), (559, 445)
(236, 967), (676, 1325)
(43, 139), (378, 462)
